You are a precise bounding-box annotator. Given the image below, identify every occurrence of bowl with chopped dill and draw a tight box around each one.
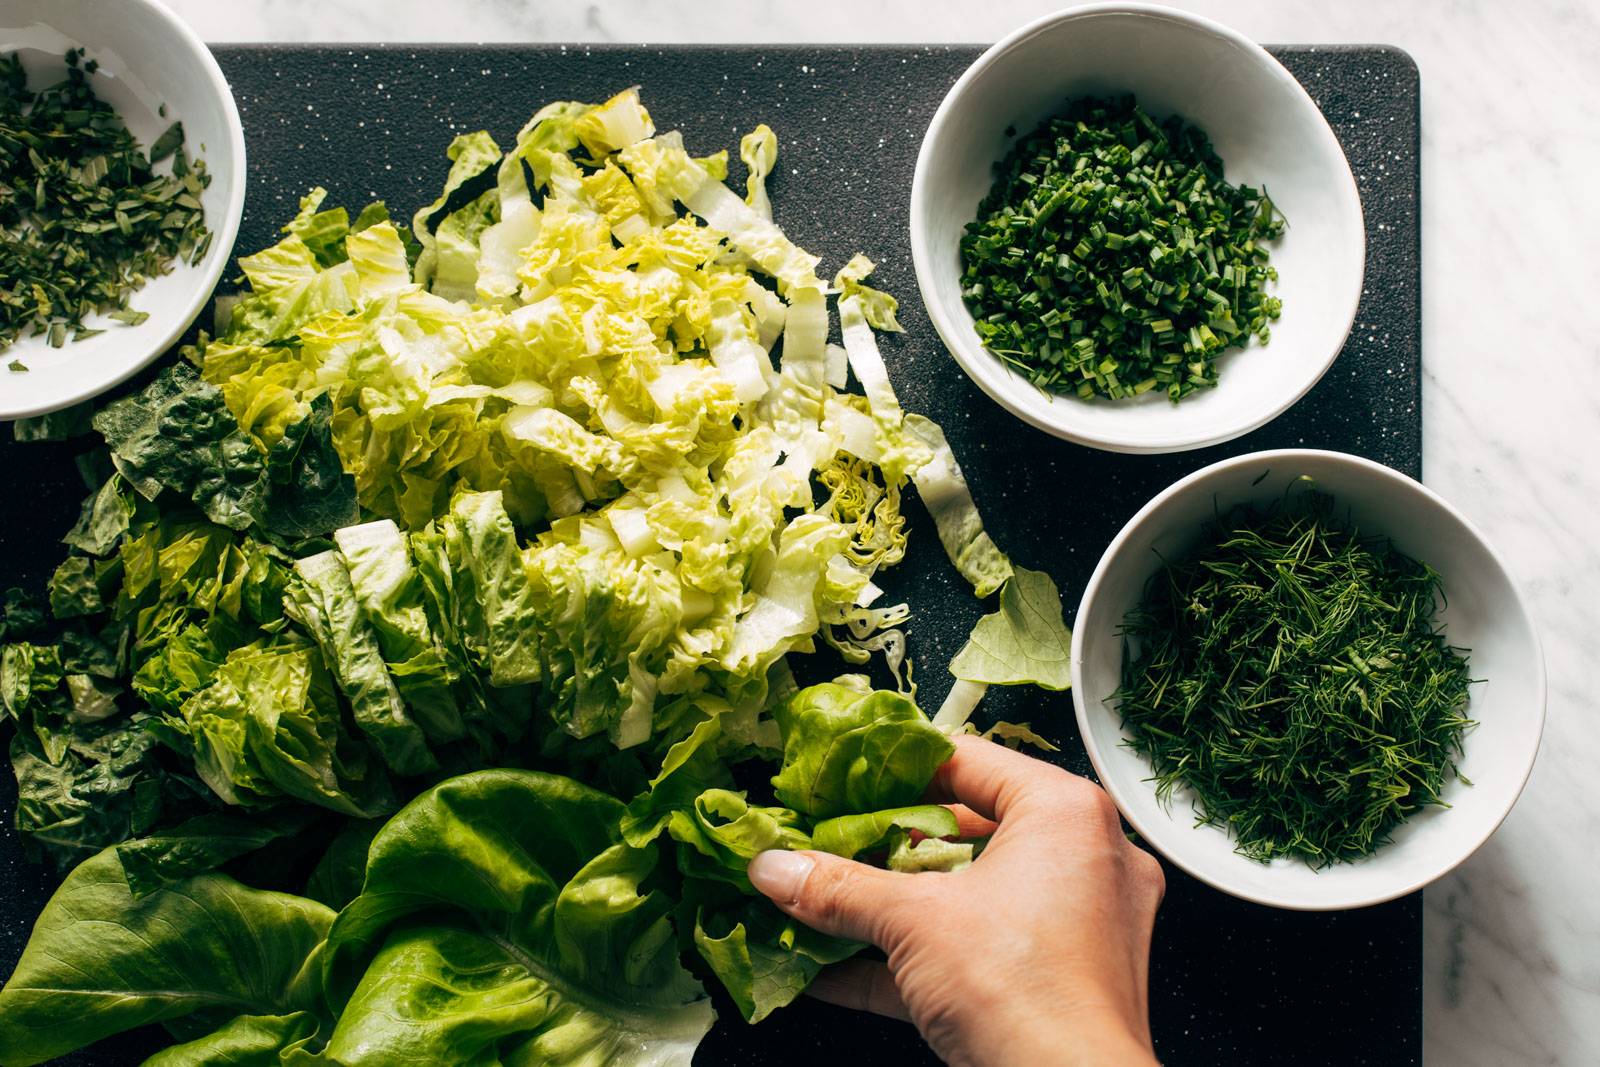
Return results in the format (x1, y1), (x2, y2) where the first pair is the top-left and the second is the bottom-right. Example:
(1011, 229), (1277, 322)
(0, 0), (245, 419)
(910, 4), (1364, 453)
(1072, 450), (1544, 910)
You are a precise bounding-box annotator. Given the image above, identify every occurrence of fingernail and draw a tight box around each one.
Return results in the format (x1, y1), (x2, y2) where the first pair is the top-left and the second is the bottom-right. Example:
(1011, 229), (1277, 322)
(748, 850), (814, 904)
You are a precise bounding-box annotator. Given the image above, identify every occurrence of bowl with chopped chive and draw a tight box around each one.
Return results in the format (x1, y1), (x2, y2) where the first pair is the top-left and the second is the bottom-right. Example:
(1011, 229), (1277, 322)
(910, 3), (1364, 453)
(1072, 450), (1544, 910)
(0, 0), (245, 419)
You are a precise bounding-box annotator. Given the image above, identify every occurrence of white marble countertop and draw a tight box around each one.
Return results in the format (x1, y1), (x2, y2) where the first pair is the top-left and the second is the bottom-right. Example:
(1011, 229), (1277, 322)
(167, 2), (1600, 1064)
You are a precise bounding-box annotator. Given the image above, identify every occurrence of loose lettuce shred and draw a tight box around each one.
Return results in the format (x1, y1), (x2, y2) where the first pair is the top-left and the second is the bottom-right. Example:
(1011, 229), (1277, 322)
(0, 88), (1072, 1064)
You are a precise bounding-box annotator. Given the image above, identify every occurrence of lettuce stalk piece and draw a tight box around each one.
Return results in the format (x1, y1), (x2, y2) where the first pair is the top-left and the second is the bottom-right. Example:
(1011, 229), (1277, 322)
(739, 123), (778, 220)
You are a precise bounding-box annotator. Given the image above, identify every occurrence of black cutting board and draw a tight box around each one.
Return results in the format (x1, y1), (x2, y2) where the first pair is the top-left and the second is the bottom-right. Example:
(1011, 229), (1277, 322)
(0, 44), (1421, 1066)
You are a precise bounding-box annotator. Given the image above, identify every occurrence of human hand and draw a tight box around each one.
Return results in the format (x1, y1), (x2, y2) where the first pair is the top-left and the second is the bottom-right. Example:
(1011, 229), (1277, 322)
(747, 735), (1165, 1067)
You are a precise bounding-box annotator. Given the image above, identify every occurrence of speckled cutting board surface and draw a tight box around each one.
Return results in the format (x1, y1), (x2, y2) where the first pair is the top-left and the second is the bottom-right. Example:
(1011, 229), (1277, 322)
(0, 43), (1421, 1067)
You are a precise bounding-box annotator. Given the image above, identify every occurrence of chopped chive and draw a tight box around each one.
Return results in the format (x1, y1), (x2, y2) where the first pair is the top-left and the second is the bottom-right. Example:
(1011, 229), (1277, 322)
(959, 94), (1284, 403)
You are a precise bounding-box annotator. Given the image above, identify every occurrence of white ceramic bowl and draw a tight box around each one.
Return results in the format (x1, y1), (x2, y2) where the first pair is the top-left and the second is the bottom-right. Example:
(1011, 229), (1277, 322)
(910, 3), (1365, 454)
(1072, 451), (1544, 910)
(0, 0), (244, 419)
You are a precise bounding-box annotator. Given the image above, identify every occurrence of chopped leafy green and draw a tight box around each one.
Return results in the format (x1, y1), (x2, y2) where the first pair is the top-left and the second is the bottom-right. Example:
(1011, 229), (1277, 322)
(1115, 489), (1475, 864)
(0, 49), (211, 354)
(0, 86), (1081, 1063)
(63, 474), (134, 555)
(12, 401), (93, 442)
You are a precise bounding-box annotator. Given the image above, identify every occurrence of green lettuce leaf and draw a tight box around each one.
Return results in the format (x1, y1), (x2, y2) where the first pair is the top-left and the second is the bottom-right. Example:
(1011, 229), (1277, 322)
(92, 363), (266, 531)
(770, 682), (955, 818)
(948, 565), (1073, 689)
(89, 364), (357, 543)
(142, 1012), (323, 1067)
(0, 848), (332, 1067)
(252, 393), (361, 541)
(334, 519), (465, 742)
(47, 555), (102, 618)
(831, 253), (903, 333)
(322, 769), (714, 1066)
(11, 400), (93, 442)
(620, 712), (733, 847)
(8, 724), (167, 867)
(411, 130), (503, 298)
(441, 490), (541, 688)
(63, 473), (134, 556)
(304, 817), (383, 911)
(809, 803), (959, 861)
(285, 551), (438, 777)
(282, 186), (352, 268)
(739, 123), (778, 220)
(228, 232), (360, 342)
(692, 895), (858, 1024)
(114, 808), (317, 898)
(888, 833), (975, 873)
(179, 639), (392, 817)
(666, 787), (811, 889)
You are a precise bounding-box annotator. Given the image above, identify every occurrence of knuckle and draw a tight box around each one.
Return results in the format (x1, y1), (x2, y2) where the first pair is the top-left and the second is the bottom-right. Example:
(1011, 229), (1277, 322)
(1129, 847), (1166, 901)
(806, 861), (891, 935)
(1053, 776), (1121, 827)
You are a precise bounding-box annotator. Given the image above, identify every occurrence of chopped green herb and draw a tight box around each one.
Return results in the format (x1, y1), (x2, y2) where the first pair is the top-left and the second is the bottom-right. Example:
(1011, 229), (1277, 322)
(1114, 486), (1475, 865)
(0, 49), (210, 352)
(960, 95), (1284, 402)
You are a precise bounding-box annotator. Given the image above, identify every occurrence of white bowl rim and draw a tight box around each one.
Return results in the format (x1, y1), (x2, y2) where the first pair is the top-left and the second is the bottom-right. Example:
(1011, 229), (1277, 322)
(909, 1), (1366, 455)
(1069, 448), (1548, 910)
(2, 0), (246, 420)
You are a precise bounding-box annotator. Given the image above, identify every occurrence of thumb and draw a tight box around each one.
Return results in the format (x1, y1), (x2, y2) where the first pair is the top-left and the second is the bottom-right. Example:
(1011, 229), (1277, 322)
(748, 849), (912, 947)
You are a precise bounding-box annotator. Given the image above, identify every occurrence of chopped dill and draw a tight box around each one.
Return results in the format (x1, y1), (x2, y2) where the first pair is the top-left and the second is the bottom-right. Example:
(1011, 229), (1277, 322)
(1114, 487), (1475, 866)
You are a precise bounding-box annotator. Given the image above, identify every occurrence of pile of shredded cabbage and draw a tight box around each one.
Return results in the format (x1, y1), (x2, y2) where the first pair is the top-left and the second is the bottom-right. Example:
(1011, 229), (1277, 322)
(197, 89), (1066, 755)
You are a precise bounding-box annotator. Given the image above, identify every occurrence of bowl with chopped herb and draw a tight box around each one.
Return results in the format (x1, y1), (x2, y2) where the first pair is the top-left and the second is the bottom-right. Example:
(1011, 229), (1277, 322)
(910, 3), (1364, 453)
(0, 0), (244, 419)
(1072, 450), (1544, 910)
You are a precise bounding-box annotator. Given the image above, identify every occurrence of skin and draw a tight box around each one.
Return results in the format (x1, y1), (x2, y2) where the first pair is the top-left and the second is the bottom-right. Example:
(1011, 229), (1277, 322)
(747, 735), (1165, 1067)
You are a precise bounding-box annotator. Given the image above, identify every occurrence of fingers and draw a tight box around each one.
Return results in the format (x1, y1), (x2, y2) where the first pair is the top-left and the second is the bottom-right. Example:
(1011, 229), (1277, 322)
(944, 802), (998, 839)
(748, 849), (918, 946)
(804, 958), (912, 1023)
(925, 734), (1072, 821)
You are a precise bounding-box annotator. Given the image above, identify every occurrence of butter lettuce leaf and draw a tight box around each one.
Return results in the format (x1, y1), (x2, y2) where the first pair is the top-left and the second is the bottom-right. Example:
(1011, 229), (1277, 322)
(0, 847), (333, 1067)
(322, 769), (714, 1066)
(770, 682), (954, 819)
(692, 895), (858, 1025)
(949, 565), (1073, 690)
